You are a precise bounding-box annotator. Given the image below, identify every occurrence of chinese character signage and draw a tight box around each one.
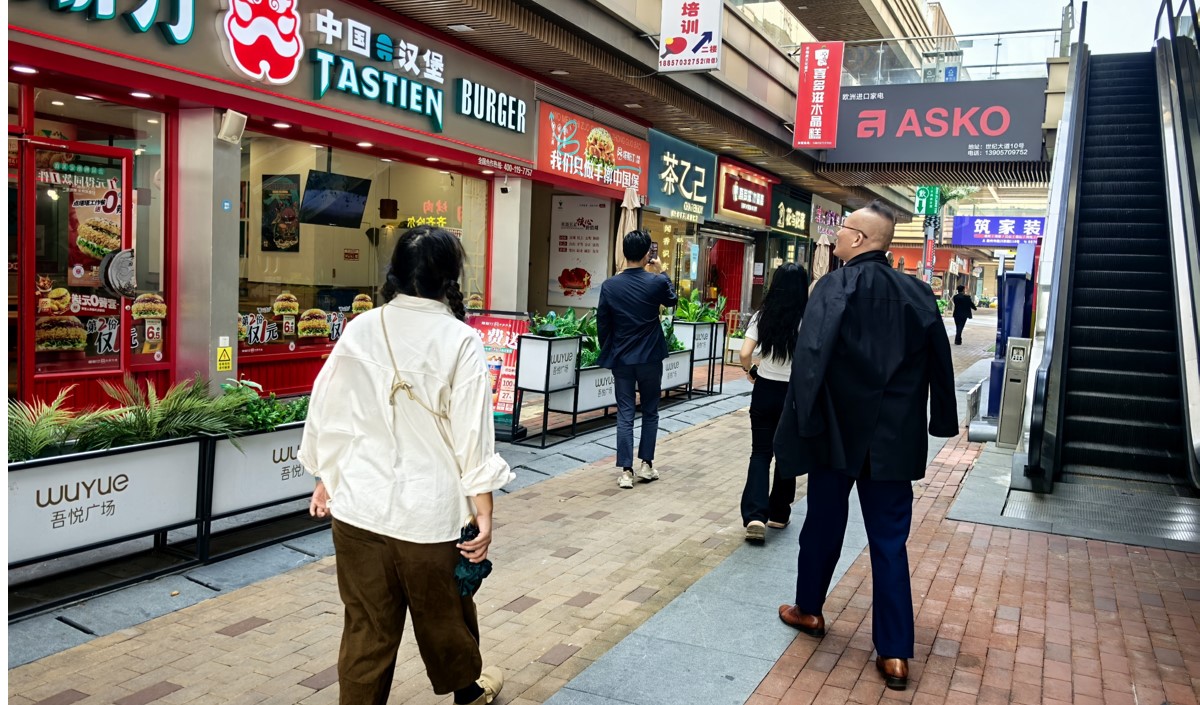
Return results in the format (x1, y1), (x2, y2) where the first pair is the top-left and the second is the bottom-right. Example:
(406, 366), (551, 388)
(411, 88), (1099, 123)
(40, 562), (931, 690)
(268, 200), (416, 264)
(648, 130), (716, 224)
(771, 186), (811, 237)
(793, 42), (844, 149)
(914, 186), (941, 216)
(210, 429), (310, 515)
(811, 194), (844, 245)
(951, 215), (1045, 246)
(538, 104), (650, 197)
(715, 160), (774, 227)
(11, 0), (537, 161)
(658, 0), (722, 73)
(466, 314), (531, 434)
(825, 79), (1047, 163)
(547, 196), (614, 307)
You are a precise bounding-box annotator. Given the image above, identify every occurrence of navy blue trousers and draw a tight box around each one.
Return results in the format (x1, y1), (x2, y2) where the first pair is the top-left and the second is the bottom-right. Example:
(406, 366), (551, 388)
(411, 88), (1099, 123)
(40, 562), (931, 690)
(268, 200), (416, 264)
(795, 468), (915, 659)
(613, 361), (662, 469)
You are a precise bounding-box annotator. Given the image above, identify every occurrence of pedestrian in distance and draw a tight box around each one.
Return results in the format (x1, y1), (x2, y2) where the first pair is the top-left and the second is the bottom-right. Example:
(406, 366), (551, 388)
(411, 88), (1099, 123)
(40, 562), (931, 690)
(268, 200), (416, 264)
(951, 284), (977, 345)
(774, 200), (959, 692)
(300, 226), (515, 705)
(597, 229), (680, 489)
(738, 262), (809, 543)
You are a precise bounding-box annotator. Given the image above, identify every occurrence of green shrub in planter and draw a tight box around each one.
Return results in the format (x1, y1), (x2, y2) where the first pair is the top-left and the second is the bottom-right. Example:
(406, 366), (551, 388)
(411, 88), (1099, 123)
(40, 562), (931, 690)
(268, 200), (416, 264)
(7, 386), (117, 462)
(220, 378), (309, 431)
(674, 290), (727, 323)
(661, 317), (686, 353)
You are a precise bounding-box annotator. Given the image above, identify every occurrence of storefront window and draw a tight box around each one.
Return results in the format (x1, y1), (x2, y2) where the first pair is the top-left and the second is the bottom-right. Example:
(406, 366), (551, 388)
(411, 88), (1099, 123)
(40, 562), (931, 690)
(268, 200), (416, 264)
(236, 133), (489, 357)
(26, 89), (168, 376)
(644, 215), (700, 300)
(8, 83), (19, 126)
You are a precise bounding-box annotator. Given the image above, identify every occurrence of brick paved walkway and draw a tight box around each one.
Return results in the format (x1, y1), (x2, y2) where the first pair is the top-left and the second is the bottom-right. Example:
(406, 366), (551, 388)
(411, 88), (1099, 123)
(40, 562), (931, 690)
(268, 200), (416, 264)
(748, 434), (1200, 705)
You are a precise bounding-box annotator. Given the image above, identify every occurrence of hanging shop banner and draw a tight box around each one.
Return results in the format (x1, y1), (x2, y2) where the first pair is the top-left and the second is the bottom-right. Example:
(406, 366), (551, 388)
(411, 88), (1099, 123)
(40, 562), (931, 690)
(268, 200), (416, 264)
(771, 186), (811, 237)
(10, 0), (537, 164)
(261, 175), (301, 253)
(811, 194), (844, 246)
(793, 42), (845, 149)
(466, 314), (531, 433)
(951, 215), (1045, 246)
(548, 196), (614, 308)
(537, 104), (650, 197)
(657, 0), (723, 73)
(825, 78), (1047, 163)
(648, 129), (717, 224)
(715, 160), (774, 227)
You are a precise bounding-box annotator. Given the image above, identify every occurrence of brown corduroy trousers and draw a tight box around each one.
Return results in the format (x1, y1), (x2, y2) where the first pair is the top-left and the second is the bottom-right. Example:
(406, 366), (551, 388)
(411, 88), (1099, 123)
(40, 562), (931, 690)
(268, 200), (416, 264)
(332, 518), (483, 703)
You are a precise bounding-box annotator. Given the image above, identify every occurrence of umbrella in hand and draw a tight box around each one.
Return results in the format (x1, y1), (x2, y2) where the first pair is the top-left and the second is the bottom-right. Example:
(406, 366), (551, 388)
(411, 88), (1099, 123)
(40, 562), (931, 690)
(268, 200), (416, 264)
(454, 522), (493, 597)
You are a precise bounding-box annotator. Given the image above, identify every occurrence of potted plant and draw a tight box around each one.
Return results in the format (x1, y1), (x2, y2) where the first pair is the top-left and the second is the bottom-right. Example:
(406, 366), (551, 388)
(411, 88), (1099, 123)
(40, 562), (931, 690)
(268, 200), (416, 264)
(516, 309), (583, 394)
(547, 308), (615, 414)
(8, 376), (243, 566)
(673, 290), (726, 363)
(660, 317), (693, 392)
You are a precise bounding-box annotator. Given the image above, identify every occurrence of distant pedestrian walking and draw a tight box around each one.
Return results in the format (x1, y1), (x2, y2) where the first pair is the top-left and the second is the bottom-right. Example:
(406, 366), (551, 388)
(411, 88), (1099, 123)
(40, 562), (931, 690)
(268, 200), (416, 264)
(300, 227), (514, 705)
(951, 285), (976, 345)
(737, 263), (809, 543)
(773, 201), (958, 692)
(597, 229), (679, 490)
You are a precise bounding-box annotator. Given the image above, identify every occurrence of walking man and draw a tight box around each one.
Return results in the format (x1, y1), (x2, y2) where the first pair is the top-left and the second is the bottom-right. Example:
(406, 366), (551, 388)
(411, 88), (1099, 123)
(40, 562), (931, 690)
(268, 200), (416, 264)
(774, 201), (959, 691)
(951, 285), (977, 345)
(597, 229), (679, 489)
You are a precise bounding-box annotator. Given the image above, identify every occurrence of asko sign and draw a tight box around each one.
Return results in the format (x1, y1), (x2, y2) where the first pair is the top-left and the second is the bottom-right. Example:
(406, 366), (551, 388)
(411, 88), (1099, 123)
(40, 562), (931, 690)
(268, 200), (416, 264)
(825, 78), (1047, 163)
(715, 160), (774, 227)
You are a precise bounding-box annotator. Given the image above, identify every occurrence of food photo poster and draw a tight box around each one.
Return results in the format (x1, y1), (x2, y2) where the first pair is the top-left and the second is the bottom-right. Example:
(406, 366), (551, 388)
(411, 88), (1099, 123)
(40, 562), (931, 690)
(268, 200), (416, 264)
(547, 195), (612, 308)
(261, 174), (301, 253)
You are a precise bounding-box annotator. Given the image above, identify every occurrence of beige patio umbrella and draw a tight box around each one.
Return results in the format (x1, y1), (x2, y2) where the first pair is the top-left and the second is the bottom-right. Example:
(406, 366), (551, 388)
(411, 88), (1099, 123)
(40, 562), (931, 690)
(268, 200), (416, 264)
(614, 186), (640, 272)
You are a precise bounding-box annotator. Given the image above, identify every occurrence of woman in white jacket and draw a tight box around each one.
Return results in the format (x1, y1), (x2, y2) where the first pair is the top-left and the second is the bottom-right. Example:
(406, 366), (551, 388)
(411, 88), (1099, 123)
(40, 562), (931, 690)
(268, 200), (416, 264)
(300, 226), (514, 705)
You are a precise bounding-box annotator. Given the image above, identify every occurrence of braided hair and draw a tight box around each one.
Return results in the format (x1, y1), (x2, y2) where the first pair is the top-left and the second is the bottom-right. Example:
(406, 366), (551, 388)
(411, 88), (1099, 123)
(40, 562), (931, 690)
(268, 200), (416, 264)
(380, 226), (467, 321)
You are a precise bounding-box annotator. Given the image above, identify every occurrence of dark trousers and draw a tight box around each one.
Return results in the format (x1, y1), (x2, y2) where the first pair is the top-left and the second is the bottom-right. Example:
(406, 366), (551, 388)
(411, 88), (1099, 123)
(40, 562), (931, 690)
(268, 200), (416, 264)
(332, 519), (482, 703)
(740, 378), (796, 525)
(613, 361), (663, 468)
(794, 469), (915, 659)
(954, 317), (967, 344)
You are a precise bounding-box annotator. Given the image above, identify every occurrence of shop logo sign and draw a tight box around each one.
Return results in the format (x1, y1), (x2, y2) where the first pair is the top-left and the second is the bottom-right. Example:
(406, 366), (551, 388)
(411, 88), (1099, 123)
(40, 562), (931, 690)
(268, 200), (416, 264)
(221, 0), (304, 85)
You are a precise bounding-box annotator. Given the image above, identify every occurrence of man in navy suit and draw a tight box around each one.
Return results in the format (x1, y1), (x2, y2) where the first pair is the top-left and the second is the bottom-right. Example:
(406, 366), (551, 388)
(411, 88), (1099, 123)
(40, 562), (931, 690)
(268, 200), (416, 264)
(774, 201), (958, 691)
(597, 230), (679, 490)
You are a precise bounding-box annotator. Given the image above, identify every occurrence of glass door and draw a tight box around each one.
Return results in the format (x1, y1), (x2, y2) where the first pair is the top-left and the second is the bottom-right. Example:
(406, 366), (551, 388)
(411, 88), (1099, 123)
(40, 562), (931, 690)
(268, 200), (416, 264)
(25, 137), (133, 384)
(9, 136), (21, 400)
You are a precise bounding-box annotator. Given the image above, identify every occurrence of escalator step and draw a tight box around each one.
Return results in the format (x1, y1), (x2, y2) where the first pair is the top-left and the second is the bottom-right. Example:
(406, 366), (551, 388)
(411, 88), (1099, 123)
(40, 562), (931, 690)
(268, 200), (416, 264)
(1077, 208), (1167, 225)
(1080, 144), (1164, 159)
(1063, 416), (1187, 454)
(1068, 325), (1177, 352)
(1061, 441), (1186, 474)
(1088, 70), (1156, 81)
(1086, 115), (1160, 128)
(1079, 194), (1163, 210)
(1074, 253), (1171, 272)
(1075, 236), (1170, 255)
(1081, 179), (1166, 195)
(1076, 168), (1163, 184)
(1084, 103), (1159, 118)
(1072, 270), (1171, 291)
(1068, 345), (1178, 372)
(1088, 84), (1158, 99)
(1081, 156), (1163, 171)
(1076, 222), (1170, 240)
(1084, 132), (1161, 147)
(1084, 123), (1159, 138)
(1070, 305), (1175, 329)
(1065, 390), (1183, 423)
(1065, 369), (1181, 398)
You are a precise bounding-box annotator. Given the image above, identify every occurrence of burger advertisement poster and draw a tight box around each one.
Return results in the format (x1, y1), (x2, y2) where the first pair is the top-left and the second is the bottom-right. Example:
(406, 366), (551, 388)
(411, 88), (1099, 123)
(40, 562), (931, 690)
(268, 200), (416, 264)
(537, 104), (650, 197)
(548, 196), (613, 308)
(36, 167), (122, 288)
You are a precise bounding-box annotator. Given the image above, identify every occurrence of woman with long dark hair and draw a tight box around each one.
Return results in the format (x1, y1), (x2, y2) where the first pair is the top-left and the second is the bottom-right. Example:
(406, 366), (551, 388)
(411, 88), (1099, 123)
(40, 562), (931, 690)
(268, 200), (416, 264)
(738, 262), (810, 542)
(300, 226), (514, 705)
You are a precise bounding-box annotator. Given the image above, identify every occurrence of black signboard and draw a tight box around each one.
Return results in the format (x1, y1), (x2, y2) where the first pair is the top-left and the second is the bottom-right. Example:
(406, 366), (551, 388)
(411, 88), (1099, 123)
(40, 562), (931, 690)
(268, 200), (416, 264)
(770, 186), (811, 237)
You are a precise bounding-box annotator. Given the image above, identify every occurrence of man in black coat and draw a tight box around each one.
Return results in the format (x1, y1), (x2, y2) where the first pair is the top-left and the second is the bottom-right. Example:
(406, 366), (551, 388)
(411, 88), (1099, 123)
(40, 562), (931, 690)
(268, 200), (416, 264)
(774, 201), (959, 691)
(597, 230), (679, 490)
(951, 285), (977, 345)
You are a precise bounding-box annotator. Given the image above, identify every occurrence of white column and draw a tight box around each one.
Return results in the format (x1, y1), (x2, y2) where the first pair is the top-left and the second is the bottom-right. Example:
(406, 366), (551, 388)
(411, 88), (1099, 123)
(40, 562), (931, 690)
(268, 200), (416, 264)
(488, 177), (532, 312)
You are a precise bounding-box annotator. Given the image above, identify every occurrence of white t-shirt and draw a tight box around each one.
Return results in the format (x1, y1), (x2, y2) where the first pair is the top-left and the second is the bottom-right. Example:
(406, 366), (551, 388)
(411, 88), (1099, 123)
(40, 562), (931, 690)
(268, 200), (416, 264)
(744, 312), (796, 383)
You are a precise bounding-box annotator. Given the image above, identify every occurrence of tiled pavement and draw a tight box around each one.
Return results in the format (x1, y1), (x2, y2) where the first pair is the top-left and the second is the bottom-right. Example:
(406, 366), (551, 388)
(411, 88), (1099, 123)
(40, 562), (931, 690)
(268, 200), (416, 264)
(20, 311), (1190, 705)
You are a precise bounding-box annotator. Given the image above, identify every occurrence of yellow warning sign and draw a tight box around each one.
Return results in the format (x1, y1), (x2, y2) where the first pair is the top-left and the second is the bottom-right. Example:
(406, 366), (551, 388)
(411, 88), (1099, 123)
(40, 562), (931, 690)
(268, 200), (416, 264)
(216, 346), (233, 372)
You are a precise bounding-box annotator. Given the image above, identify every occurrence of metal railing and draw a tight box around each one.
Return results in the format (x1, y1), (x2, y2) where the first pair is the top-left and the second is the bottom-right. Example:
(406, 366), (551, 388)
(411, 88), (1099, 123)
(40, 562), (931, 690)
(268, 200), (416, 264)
(1156, 0), (1200, 488)
(839, 28), (1067, 86)
(1023, 1), (1090, 490)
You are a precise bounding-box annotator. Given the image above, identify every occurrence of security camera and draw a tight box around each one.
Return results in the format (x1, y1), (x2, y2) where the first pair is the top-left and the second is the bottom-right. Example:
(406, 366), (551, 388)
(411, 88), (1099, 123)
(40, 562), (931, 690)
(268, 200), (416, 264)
(500, 185), (510, 194)
(499, 174), (510, 194)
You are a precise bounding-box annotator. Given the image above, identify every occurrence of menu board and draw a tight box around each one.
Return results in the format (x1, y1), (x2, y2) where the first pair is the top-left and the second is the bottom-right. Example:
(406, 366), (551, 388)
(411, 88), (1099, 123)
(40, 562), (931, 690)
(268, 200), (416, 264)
(547, 196), (613, 308)
(466, 314), (531, 433)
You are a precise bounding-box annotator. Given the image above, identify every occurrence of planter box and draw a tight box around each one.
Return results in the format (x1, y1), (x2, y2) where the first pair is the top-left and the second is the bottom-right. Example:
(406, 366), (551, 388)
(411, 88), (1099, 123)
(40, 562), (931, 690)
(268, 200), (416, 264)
(548, 365), (615, 414)
(726, 337), (744, 351)
(662, 349), (692, 389)
(673, 321), (717, 362)
(208, 422), (309, 517)
(516, 334), (581, 393)
(8, 437), (204, 565)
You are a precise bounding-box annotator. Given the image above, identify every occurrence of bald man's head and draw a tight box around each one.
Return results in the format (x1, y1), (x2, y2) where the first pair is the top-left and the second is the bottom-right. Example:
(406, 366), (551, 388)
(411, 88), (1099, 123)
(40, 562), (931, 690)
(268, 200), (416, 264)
(832, 200), (898, 262)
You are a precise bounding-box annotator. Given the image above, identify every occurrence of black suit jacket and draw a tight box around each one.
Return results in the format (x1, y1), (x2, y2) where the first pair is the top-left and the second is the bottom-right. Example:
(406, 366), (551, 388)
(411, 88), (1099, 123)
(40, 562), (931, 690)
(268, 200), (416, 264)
(596, 268), (679, 369)
(773, 251), (959, 482)
(952, 293), (976, 322)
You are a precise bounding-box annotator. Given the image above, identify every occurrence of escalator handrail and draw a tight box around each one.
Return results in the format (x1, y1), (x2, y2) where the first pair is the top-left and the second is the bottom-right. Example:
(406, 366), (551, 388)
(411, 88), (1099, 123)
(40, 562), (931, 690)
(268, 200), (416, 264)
(1025, 32), (1090, 484)
(1155, 30), (1200, 489)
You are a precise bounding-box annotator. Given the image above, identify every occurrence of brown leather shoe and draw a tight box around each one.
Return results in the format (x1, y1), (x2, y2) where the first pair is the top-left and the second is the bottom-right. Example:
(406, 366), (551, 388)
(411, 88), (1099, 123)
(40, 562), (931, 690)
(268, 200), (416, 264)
(875, 657), (908, 690)
(777, 605), (826, 637)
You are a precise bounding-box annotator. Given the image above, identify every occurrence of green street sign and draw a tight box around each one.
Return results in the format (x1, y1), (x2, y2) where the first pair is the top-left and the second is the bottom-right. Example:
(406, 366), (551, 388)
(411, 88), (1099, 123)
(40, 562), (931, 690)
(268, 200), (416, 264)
(914, 186), (941, 216)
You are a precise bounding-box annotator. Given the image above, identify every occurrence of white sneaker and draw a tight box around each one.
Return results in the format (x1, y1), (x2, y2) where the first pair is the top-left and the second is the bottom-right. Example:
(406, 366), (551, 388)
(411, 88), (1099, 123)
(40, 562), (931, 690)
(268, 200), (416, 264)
(471, 666), (503, 704)
(636, 460), (659, 482)
(618, 469), (635, 489)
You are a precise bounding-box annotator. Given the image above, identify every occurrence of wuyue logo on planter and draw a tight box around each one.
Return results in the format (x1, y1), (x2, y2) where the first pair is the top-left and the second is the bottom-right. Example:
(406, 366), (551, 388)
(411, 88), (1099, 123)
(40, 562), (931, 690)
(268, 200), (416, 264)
(220, 0), (305, 85)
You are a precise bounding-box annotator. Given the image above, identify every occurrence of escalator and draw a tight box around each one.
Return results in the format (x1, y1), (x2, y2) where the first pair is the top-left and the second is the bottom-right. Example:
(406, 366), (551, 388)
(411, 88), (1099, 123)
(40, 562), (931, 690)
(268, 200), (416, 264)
(1059, 52), (1192, 490)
